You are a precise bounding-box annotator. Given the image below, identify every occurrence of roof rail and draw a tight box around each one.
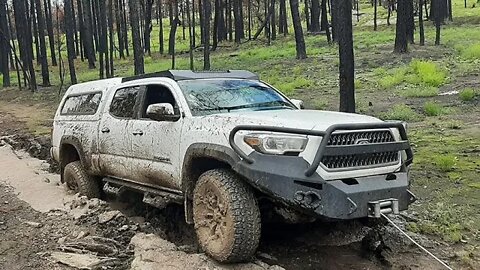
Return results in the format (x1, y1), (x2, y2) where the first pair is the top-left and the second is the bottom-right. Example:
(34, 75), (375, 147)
(121, 70), (259, 83)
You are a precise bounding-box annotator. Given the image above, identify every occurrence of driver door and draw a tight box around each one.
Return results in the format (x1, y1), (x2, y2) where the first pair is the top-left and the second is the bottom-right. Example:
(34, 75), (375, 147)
(129, 83), (184, 190)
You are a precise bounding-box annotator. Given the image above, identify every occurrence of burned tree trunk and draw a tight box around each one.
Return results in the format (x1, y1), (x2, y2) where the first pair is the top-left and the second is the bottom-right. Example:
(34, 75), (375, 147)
(290, 0), (307, 59)
(432, 0), (447, 45)
(419, 0), (425, 45)
(337, 0), (355, 113)
(186, 0), (194, 69)
(108, 0), (114, 77)
(144, 0), (154, 55)
(169, 17), (179, 68)
(64, 0), (78, 84)
(321, 0), (331, 43)
(44, 0), (57, 66)
(115, 0), (125, 58)
(35, 0), (50, 86)
(203, 0), (212, 70)
(98, 0), (108, 78)
(310, 0), (321, 32)
(0, 0), (10, 87)
(394, 0), (408, 53)
(82, 0), (97, 68)
(158, 0), (164, 54)
(373, 0), (377, 31)
(406, 0), (415, 44)
(129, 0), (145, 74)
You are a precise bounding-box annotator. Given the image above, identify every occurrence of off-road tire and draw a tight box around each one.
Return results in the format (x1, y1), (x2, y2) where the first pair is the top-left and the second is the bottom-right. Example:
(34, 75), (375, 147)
(64, 161), (101, 198)
(193, 168), (261, 263)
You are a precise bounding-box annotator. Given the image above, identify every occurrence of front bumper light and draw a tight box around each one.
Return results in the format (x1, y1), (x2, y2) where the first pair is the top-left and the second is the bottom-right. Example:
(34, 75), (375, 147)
(243, 133), (308, 155)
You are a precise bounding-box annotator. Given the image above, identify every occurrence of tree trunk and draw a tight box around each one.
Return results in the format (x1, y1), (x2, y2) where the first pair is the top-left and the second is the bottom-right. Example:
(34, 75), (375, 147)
(44, 0), (57, 66)
(305, 0), (310, 31)
(65, 0), (78, 84)
(144, 0), (154, 55)
(186, 0), (194, 70)
(35, 0), (50, 86)
(373, 0), (377, 31)
(203, 0), (212, 70)
(115, 0), (125, 58)
(432, 0), (447, 45)
(330, 0), (337, 42)
(419, 0), (425, 45)
(7, 4), (22, 88)
(289, 0), (307, 59)
(82, 0), (96, 68)
(169, 17), (178, 68)
(77, 0), (85, 61)
(406, 0), (415, 44)
(321, 0), (331, 43)
(122, 0), (130, 56)
(233, 0), (242, 43)
(108, 0), (114, 77)
(159, 0), (164, 54)
(394, 0), (408, 53)
(13, 0), (37, 91)
(71, 0), (79, 57)
(310, 0), (321, 32)
(0, 0), (11, 87)
(271, 0), (276, 40)
(129, 0), (145, 74)
(337, 0), (355, 113)
(31, 0), (40, 64)
(248, 0), (252, 38)
(213, 0), (220, 49)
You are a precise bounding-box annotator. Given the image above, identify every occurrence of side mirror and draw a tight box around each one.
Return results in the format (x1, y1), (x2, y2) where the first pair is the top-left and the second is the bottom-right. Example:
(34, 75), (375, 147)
(290, 99), (305, 109)
(146, 103), (181, 121)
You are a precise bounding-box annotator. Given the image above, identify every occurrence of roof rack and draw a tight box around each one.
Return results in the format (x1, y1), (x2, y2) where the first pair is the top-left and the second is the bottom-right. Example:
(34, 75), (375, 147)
(121, 70), (259, 83)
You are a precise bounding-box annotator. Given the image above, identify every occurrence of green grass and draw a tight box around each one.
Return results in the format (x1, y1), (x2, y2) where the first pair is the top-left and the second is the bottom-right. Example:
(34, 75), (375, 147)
(382, 104), (421, 121)
(461, 43), (480, 59)
(401, 86), (439, 97)
(409, 60), (447, 87)
(435, 155), (457, 172)
(459, 88), (476, 101)
(424, 101), (445, 116)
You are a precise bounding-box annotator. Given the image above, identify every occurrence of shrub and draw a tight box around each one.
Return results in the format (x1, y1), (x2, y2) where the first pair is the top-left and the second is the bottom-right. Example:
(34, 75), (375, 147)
(461, 43), (480, 59)
(435, 155), (456, 172)
(383, 104), (421, 121)
(459, 88), (476, 101)
(402, 87), (439, 97)
(424, 101), (444, 116)
(379, 68), (406, 89)
(410, 60), (446, 87)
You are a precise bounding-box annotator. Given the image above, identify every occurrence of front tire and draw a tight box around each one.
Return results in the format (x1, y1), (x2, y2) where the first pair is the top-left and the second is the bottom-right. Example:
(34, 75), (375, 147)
(64, 161), (101, 198)
(193, 169), (261, 263)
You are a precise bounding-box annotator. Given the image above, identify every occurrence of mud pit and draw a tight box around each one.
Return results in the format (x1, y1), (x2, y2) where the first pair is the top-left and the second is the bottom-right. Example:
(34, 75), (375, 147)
(0, 141), (456, 269)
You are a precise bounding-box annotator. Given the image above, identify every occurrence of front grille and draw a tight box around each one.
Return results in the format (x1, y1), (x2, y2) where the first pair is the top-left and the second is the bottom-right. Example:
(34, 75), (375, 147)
(321, 130), (399, 170)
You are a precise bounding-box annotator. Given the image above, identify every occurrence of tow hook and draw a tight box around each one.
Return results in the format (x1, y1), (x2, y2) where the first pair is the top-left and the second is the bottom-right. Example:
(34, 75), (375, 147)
(368, 199), (399, 218)
(294, 191), (322, 209)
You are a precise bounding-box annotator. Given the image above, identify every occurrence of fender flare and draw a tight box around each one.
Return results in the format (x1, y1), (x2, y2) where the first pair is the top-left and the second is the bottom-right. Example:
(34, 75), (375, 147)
(59, 136), (89, 182)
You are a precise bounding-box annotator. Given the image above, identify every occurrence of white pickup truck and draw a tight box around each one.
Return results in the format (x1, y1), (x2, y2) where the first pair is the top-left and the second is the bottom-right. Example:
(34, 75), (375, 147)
(51, 70), (415, 262)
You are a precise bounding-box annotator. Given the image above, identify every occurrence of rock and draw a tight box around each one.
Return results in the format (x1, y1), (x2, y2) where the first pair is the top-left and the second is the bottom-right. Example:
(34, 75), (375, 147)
(118, 225), (129, 232)
(257, 253), (278, 262)
(98, 210), (122, 224)
(76, 231), (89, 239)
(43, 177), (50, 183)
(24, 221), (42, 228)
(50, 251), (102, 269)
(57, 236), (67, 244)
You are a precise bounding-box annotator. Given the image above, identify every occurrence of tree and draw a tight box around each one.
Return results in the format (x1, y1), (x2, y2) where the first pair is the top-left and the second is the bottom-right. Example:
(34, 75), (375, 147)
(394, 0), (408, 53)
(64, 0), (78, 84)
(321, 0), (331, 43)
(168, 17), (179, 68)
(290, 0), (307, 59)
(203, 0), (212, 69)
(406, 0), (415, 44)
(144, 0), (155, 55)
(115, 0), (125, 58)
(129, 0), (145, 74)
(432, 0), (448, 45)
(98, 0), (109, 78)
(310, 0), (321, 32)
(0, 0), (10, 87)
(82, 0), (96, 68)
(44, 0), (57, 66)
(186, 0), (194, 69)
(373, 0), (377, 31)
(13, 0), (37, 91)
(337, 0), (355, 113)
(158, 0), (164, 54)
(419, 0), (425, 45)
(35, 0), (50, 86)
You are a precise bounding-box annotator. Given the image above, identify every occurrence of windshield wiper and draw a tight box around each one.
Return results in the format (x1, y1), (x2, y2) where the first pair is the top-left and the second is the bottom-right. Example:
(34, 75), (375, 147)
(220, 101), (295, 112)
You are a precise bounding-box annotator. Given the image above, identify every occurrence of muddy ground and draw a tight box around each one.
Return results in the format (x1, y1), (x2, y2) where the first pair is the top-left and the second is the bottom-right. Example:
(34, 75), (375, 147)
(0, 111), (469, 270)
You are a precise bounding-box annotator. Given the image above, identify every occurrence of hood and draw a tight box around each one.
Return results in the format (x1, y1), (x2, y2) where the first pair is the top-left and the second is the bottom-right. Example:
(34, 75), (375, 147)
(203, 109), (383, 131)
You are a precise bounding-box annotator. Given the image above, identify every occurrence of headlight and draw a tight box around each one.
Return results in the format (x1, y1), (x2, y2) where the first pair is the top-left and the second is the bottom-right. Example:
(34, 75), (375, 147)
(243, 133), (308, 155)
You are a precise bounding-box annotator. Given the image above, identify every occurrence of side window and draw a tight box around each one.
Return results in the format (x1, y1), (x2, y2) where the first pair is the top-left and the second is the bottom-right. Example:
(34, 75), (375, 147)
(141, 85), (179, 118)
(110, 86), (141, 118)
(61, 93), (102, 115)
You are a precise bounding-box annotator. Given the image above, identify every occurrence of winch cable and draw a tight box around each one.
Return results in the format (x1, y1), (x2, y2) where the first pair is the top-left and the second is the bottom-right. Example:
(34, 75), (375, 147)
(381, 213), (453, 270)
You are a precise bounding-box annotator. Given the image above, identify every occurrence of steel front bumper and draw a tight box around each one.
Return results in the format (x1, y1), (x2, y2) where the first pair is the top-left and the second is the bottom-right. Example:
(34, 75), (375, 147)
(229, 123), (416, 220)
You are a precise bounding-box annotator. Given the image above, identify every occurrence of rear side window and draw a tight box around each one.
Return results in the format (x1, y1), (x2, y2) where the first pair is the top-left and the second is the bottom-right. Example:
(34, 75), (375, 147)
(61, 93), (102, 115)
(109, 86), (141, 118)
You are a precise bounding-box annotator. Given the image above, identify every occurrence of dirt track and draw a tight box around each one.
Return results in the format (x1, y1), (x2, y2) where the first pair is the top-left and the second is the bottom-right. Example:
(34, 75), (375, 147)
(0, 137), (461, 269)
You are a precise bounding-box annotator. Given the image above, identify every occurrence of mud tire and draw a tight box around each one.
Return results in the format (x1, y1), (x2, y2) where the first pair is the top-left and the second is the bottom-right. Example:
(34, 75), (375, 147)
(193, 168), (261, 263)
(64, 161), (101, 198)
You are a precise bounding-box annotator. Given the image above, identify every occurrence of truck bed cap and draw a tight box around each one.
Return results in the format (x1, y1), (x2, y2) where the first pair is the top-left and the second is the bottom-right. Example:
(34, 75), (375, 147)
(121, 70), (259, 83)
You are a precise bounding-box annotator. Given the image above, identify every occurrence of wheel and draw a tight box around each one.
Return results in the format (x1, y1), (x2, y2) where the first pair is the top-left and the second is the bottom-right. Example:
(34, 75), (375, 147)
(64, 161), (101, 198)
(193, 168), (261, 263)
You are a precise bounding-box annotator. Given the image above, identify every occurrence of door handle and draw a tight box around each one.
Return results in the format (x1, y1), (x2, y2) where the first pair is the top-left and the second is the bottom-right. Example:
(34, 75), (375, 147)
(132, 130), (144, 136)
(101, 127), (110, 133)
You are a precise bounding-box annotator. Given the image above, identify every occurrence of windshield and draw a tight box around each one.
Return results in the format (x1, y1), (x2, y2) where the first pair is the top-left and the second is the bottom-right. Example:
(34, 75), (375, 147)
(178, 79), (296, 116)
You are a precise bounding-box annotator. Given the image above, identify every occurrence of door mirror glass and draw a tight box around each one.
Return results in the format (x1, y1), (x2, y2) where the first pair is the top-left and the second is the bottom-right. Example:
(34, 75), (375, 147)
(146, 103), (180, 121)
(290, 99), (305, 109)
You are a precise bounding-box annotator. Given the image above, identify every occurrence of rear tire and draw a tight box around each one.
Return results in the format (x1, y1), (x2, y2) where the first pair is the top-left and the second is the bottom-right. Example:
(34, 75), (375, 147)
(64, 161), (101, 198)
(193, 168), (261, 263)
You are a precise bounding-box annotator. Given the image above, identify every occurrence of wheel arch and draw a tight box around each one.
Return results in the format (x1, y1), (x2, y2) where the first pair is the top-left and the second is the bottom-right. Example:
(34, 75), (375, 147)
(182, 143), (240, 224)
(59, 136), (88, 183)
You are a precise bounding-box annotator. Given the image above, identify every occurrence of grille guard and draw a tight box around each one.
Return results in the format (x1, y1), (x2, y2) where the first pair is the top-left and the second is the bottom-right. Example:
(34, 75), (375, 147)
(228, 122), (414, 177)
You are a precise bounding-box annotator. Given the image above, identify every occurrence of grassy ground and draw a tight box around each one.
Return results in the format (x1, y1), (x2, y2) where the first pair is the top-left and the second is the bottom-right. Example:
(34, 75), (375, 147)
(1, 0), (479, 267)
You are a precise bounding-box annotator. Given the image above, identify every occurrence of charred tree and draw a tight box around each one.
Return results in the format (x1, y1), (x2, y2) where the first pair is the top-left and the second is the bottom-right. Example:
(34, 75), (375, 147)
(77, 0), (85, 61)
(419, 0), (425, 45)
(82, 0), (96, 68)
(310, 0), (321, 32)
(168, 17), (179, 68)
(290, 0), (307, 59)
(233, 0), (243, 43)
(186, 0), (194, 69)
(203, 0), (212, 70)
(337, 0), (355, 113)
(44, 0), (57, 66)
(330, 0), (337, 42)
(34, 0), (50, 86)
(98, 0), (109, 78)
(64, 0), (78, 84)
(373, 0), (377, 31)
(115, 0), (125, 58)
(122, 0), (130, 56)
(31, 0), (40, 64)
(279, 0), (288, 35)
(71, 0), (79, 57)
(108, 0), (114, 77)
(432, 0), (448, 45)
(213, 0), (220, 49)
(158, 0), (164, 54)
(144, 0), (154, 55)
(0, 0), (10, 87)
(406, 0), (415, 44)
(271, 0), (276, 40)
(321, 0), (331, 43)
(305, 0), (310, 31)
(394, 0), (408, 53)
(129, 0), (145, 74)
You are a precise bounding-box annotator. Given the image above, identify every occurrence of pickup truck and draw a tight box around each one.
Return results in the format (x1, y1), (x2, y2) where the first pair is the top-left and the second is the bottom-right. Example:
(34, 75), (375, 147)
(51, 70), (415, 262)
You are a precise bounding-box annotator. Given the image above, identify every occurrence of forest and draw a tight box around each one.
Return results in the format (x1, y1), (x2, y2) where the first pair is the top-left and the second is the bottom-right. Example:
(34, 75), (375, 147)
(0, 0), (479, 269)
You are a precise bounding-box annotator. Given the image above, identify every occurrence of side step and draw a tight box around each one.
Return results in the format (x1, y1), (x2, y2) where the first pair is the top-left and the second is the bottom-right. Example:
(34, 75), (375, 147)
(368, 199), (399, 218)
(102, 177), (183, 208)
